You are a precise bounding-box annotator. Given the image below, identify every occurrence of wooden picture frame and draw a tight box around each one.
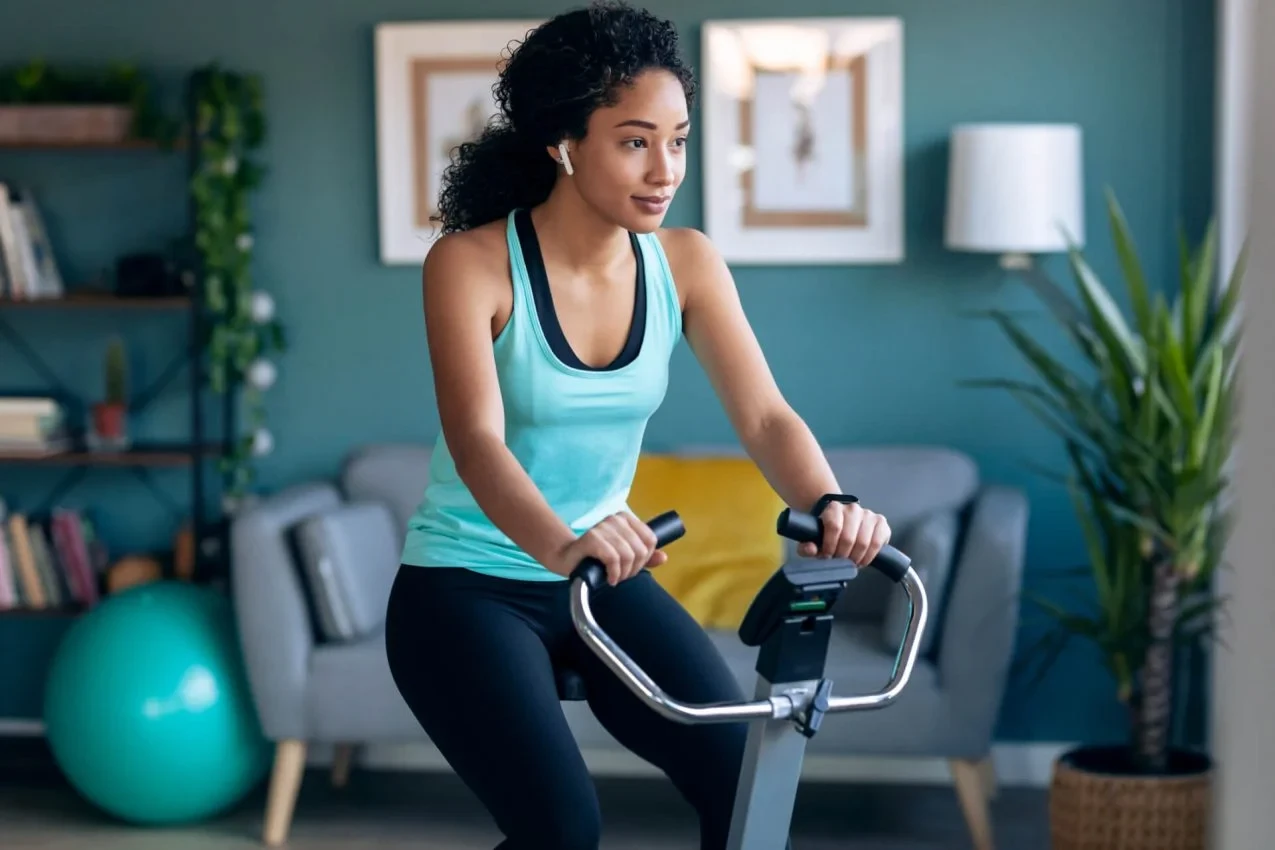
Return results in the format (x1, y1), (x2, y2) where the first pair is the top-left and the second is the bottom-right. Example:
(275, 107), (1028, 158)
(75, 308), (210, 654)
(701, 17), (904, 264)
(374, 20), (542, 264)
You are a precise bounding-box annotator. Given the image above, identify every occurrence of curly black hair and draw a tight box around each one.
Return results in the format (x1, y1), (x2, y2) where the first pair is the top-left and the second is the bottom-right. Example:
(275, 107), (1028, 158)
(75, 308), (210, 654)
(432, 1), (695, 234)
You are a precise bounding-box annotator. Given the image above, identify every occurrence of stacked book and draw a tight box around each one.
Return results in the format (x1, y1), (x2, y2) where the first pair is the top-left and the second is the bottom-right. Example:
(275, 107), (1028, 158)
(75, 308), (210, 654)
(0, 396), (70, 455)
(0, 498), (105, 611)
(0, 181), (64, 300)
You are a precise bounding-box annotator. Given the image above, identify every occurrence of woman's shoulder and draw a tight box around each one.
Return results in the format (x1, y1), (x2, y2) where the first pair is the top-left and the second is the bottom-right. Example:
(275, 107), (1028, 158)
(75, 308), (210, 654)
(424, 219), (510, 275)
(652, 227), (729, 302)
(653, 226), (720, 269)
(423, 217), (512, 288)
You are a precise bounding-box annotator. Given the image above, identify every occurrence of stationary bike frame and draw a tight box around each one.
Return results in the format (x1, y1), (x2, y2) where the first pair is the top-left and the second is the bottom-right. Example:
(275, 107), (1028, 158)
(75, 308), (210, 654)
(567, 508), (928, 850)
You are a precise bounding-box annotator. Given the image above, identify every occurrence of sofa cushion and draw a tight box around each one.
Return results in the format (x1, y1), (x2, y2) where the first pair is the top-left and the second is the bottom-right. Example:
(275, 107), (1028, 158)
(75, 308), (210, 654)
(627, 453), (786, 630)
(880, 508), (959, 657)
(293, 501), (400, 643)
(308, 627), (424, 741)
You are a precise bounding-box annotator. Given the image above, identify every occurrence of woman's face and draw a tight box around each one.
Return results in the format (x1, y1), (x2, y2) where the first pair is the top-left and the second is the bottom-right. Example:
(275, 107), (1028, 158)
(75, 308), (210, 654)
(562, 69), (690, 233)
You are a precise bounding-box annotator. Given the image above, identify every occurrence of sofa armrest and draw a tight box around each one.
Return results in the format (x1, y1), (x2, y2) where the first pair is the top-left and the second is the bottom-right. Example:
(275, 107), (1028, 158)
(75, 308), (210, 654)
(935, 484), (1030, 751)
(230, 481), (342, 741)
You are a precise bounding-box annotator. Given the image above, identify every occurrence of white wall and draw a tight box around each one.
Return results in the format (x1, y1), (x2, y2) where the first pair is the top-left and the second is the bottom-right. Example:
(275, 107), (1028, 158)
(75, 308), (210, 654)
(1212, 0), (1275, 846)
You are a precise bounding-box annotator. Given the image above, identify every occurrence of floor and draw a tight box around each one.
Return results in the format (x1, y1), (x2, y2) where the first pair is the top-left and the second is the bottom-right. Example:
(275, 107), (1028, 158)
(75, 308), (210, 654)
(0, 738), (1051, 849)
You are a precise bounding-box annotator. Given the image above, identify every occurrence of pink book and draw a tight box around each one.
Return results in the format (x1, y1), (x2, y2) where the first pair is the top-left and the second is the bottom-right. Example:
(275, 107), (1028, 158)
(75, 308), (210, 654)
(0, 523), (15, 608)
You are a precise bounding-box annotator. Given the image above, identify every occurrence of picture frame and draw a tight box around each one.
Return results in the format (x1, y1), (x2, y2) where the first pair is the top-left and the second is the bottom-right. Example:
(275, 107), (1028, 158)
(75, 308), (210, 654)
(700, 17), (904, 265)
(374, 19), (543, 264)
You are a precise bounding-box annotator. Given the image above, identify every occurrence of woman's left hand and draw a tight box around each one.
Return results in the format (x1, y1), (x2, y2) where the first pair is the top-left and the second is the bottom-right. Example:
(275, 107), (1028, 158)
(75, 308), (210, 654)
(797, 500), (891, 567)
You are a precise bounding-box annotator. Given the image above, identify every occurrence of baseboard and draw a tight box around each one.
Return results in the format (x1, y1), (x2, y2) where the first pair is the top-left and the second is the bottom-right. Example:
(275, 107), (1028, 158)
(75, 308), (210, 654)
(304, 740), (1074, 789)
(0, 719), (44, 736)
(2, 718), (1069, 788)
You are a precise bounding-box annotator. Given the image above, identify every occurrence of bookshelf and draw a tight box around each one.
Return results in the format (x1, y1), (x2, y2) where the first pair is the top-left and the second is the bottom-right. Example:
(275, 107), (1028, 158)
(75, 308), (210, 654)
(0, 77), (237, 616)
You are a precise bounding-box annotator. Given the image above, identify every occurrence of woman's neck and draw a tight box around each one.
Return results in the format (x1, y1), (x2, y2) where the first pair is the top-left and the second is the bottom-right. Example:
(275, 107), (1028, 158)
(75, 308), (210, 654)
(530, 183), (632, 275)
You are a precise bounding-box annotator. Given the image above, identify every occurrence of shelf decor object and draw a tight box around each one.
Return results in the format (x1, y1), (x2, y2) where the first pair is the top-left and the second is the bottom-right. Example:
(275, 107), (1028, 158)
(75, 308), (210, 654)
(87, 336), (130, 451)
(0, 60), (181, 147)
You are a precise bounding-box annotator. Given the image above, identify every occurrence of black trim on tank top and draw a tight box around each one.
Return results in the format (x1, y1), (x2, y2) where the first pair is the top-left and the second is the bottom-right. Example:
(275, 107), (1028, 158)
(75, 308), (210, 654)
(514, 208), (646, 372)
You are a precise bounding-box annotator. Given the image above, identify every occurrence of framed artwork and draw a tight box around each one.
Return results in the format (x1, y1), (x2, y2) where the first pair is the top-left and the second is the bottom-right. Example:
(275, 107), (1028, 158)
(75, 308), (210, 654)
(374, 20), (542, 264)
(701, 18), (904, 264)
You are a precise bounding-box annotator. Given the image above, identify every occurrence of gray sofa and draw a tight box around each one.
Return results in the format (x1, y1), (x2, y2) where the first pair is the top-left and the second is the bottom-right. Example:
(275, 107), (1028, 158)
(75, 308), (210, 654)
(230, 442), (1027, 850)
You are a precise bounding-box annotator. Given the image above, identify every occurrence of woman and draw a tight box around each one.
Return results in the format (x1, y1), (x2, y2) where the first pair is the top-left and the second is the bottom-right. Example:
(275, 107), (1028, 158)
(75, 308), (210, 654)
(383, 3), (892, 848)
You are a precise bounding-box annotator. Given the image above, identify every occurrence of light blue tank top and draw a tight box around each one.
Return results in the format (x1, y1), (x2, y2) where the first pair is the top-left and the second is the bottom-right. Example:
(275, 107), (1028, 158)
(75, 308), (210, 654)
(400, 208), (683, 580)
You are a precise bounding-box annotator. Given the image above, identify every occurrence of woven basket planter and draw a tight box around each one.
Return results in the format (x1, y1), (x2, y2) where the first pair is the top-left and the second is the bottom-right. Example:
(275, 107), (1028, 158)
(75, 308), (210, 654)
(1049, 745), (1212, 850)
(0, 105), (133, 145)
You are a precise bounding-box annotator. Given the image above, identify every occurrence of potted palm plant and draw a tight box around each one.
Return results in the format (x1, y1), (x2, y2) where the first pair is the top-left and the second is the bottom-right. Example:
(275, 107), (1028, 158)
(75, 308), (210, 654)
(967, 189), (1244, 850)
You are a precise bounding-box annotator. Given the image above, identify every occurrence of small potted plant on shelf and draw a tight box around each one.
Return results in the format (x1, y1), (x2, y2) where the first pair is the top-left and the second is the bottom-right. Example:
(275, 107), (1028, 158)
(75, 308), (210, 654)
(966, 189), (1243, 850)
(89, 336), (130, 450)
(0, 60), (179, 146)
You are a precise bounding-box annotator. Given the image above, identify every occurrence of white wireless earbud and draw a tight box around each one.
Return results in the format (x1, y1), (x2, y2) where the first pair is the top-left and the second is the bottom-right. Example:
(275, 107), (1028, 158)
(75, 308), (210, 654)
(558, 141), (575, 176)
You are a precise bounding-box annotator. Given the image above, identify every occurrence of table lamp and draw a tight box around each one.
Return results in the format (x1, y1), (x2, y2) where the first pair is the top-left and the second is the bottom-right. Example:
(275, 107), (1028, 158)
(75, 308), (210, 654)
(944, 123), (1084, 270)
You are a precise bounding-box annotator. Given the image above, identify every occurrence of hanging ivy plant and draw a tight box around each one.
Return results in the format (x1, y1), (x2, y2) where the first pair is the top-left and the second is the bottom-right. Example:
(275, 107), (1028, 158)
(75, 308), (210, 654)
(189, 65), (286, 505)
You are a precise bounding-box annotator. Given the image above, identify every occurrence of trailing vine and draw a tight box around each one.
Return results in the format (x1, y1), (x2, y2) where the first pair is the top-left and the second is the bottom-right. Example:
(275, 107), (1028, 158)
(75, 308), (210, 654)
(189, 65), (286, 507)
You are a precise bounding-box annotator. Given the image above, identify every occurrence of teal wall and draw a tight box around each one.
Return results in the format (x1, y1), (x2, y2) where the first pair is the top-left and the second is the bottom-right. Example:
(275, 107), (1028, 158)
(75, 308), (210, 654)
(0, 0), (1215, 744)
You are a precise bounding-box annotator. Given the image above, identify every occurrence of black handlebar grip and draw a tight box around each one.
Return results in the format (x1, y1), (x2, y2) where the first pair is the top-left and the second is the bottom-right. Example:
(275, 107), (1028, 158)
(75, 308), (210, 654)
(570, 510), (686, 591)
(776, 507), (912, 583)
(572, 557), (609, 592)
(647, 510), (687, 548)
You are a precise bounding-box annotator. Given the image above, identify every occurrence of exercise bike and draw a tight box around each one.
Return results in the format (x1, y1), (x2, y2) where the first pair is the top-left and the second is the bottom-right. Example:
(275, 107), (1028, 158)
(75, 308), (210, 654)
(561, 507), (928, 850)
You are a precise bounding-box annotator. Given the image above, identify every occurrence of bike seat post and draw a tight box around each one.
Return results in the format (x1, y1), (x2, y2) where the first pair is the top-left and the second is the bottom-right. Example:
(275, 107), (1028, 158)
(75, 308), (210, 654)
(555, 666), (588, 702)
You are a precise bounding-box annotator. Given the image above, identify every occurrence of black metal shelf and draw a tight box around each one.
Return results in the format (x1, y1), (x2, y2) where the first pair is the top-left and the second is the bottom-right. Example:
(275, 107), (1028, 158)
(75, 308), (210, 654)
(0, 80), (230, 583)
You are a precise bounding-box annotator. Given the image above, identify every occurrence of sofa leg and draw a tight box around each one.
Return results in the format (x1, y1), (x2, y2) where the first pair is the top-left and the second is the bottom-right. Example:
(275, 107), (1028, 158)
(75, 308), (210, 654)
(331, 743), (356, 788)
(949, 757), (995, 850)
(263, 739), (307, 846)
(978, 755), (998, 800)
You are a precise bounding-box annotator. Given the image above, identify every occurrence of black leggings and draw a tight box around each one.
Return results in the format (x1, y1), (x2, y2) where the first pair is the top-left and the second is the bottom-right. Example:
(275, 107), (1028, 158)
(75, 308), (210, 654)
(384, 563), (767, 850)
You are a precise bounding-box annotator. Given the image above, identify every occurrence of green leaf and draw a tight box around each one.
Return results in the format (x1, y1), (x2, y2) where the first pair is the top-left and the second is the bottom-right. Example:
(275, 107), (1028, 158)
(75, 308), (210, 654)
(1183, 219), (1218, 363)
(1068, 244), (1146, 378)
(1105, 189), (1154, 339)
(1193, 345), (1224, 467)
(1158, 318), (1197, 430)
(1066, 473), (1114, 616)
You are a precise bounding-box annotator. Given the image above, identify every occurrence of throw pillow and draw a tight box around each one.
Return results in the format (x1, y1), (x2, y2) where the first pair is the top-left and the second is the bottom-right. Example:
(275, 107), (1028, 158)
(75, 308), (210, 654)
(293, 501), (400, 643)
(626, 453), (786, 631)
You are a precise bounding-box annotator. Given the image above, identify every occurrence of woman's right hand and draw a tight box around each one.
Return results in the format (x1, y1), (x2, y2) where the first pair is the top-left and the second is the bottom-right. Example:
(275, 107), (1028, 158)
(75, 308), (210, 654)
(548, 512), (669, 585)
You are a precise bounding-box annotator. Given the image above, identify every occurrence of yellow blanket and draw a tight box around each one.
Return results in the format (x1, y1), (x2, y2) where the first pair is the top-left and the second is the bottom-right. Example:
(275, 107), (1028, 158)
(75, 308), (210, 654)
(626, 453), (786, 630)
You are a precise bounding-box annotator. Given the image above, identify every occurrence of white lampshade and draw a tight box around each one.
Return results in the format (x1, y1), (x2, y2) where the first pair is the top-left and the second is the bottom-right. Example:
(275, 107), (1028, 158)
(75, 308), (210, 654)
(944, 123), (1084, 258)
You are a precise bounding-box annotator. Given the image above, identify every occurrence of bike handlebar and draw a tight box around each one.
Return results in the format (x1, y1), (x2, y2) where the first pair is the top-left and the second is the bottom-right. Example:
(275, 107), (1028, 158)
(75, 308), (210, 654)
(568, 509), (929, 726)
(570, 510), (686, 592)
(774, 508), (912, 582)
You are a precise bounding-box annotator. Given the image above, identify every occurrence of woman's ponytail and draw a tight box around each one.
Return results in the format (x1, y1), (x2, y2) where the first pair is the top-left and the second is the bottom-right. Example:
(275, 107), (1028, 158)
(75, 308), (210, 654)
(432, 121), (556, 234)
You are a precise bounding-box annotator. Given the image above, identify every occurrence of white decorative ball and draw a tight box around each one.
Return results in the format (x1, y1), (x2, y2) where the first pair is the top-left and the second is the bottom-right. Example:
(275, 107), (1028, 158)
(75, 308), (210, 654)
(250, 291), (275, 323)
(247, 358), (277, 390)
(252, 428), (274, 457)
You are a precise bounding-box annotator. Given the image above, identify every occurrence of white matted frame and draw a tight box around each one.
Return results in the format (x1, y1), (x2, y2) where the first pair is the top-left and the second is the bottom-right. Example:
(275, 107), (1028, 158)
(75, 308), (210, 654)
(374, 20), (543, 264)
(701, 18), (904, 265)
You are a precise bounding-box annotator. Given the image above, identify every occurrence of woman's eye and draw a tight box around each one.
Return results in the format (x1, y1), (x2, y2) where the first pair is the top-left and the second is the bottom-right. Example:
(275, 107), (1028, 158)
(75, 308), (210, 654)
(625, 139), (646, 149)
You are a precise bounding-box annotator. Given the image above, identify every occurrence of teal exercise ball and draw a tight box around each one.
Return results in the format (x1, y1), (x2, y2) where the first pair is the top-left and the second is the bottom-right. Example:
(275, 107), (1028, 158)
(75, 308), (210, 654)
(43, 580), (271, 825)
